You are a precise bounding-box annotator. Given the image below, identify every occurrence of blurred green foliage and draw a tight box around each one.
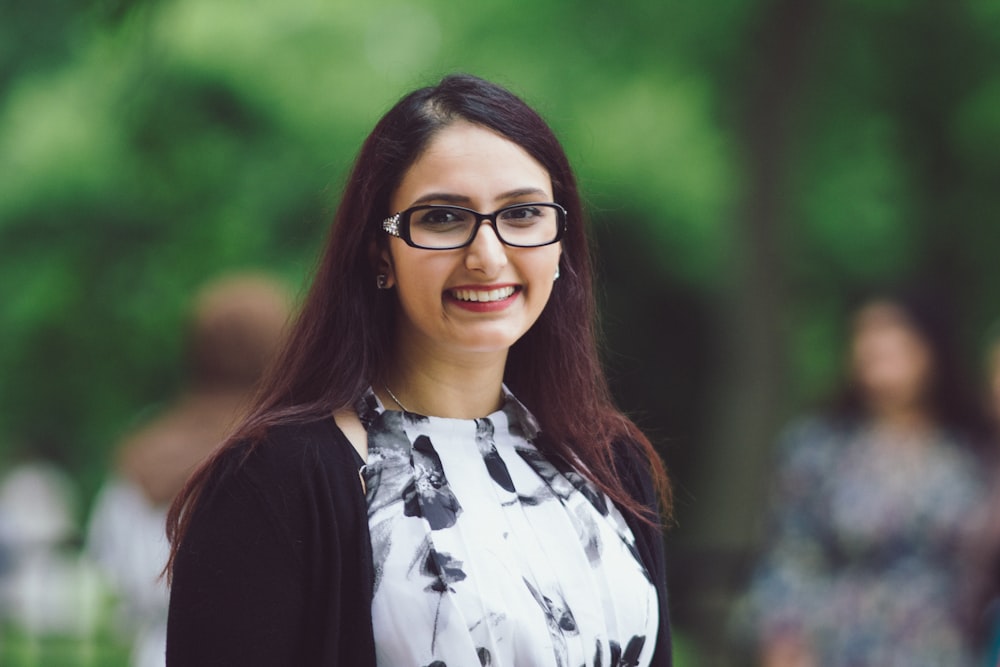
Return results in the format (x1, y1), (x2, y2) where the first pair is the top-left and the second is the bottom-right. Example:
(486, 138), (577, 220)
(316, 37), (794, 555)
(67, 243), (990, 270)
(1, 0), (999, 656)
(0, 0), (740, 498)
(1, 625), (129, 667)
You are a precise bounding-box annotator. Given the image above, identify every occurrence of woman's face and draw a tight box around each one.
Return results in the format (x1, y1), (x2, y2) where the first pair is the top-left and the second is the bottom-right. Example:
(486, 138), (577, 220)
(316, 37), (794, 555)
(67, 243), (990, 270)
(850, 301), (934, 415)
(380, 120), (562, 360)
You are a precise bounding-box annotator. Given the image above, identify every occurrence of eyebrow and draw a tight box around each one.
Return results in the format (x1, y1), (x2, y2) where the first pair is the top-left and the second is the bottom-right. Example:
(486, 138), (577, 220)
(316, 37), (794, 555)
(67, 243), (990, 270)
(410, 187), (550, 207)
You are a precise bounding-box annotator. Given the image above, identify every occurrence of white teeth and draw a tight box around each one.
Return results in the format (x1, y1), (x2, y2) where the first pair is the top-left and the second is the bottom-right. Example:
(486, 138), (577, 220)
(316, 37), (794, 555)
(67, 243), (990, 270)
(451, 286), (516, 302)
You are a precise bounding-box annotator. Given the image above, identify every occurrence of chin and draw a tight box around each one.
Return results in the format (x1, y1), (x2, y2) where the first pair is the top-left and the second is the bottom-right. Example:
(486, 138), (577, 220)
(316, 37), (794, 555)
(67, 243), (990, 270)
(451, 329), (528, 354)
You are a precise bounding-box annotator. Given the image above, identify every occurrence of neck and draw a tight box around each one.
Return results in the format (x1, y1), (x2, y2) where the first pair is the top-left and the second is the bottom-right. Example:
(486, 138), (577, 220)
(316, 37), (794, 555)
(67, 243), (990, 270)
(869, 403), (933, 438)
(379, 340), (508, 419)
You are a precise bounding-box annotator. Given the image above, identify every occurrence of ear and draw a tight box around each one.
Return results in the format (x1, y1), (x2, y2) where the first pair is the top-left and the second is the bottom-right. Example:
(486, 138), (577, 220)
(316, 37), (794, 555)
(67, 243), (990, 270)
(370, 240), (396, 288)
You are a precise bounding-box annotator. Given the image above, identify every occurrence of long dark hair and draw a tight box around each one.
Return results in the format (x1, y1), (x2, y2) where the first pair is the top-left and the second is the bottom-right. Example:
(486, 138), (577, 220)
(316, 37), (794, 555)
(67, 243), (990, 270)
(166, 74), (671, 574)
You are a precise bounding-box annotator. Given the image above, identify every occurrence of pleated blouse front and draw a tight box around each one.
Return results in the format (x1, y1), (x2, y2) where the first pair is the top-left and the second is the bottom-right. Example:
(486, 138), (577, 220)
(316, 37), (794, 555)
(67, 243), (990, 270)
(358, 387), (658, 667)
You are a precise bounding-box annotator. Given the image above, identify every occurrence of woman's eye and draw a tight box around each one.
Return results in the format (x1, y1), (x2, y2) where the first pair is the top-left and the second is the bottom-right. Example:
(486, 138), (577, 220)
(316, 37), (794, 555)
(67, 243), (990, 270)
(418, 208), (462, 225)
(501, 206), (542, 222)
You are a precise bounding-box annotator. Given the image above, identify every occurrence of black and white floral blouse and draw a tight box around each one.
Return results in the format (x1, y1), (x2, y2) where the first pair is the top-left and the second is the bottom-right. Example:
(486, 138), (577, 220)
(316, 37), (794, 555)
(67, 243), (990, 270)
(358, 386), (658, 667)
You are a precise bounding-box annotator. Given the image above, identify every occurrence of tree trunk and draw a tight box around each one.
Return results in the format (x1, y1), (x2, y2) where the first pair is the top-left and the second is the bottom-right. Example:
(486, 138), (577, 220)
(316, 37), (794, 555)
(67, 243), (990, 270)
(682, 0), (826, 658)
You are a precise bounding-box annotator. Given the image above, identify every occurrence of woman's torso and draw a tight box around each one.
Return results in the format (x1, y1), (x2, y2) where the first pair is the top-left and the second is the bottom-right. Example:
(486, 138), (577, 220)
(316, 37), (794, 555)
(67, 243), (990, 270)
(359, 388), (659, 667)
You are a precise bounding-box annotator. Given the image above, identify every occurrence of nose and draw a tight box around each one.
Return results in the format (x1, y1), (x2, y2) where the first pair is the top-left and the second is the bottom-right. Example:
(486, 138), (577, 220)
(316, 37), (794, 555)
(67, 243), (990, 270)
(464, 220), (508, 275)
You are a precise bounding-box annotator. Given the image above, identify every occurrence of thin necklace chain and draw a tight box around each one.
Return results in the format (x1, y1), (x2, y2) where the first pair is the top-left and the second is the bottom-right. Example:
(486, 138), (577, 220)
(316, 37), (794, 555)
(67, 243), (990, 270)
(383, 383), (409, 412)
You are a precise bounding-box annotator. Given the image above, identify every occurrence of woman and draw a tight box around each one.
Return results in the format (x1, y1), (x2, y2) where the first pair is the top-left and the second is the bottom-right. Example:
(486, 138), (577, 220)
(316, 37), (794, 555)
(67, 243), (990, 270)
(165, 74), (673, 666)
(741, 291), (990, 667)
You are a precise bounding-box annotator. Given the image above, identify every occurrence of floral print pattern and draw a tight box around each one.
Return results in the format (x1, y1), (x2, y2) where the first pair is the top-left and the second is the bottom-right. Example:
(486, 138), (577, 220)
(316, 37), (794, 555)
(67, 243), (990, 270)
(738, 417), (989, 667)
(360, 387), (657, 667)
(403, 435), (463, 530)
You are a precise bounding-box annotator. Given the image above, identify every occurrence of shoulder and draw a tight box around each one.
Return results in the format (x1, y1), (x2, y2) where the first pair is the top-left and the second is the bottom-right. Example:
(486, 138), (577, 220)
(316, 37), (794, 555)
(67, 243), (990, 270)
(218, 417), (361, 484)
(255, 416), (357, 460)
(771, 414), (854, 471)
(191, 416), (366, 538)
(175, 416), (369, 576)
(609, 437), (661, 509)
(777, 414), (849, 448)
(932, 428), (994, 495)
(608, 438), (666, 550)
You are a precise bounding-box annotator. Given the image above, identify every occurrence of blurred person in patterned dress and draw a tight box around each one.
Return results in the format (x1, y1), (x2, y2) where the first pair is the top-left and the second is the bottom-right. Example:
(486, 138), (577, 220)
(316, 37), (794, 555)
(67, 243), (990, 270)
(739, 289), (992, 667)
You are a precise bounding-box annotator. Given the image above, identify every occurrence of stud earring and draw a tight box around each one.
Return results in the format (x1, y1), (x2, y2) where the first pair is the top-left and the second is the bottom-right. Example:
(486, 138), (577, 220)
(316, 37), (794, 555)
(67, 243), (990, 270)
(376, 274), (390, 289)
(554, 266), (561, 281)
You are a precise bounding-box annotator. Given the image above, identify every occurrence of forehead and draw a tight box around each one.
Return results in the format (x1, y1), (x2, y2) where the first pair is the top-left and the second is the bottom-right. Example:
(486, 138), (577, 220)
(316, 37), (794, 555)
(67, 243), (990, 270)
(854, 302), (912, 334)
(391, 121), (552, 209)
(852, 304), (930, 358)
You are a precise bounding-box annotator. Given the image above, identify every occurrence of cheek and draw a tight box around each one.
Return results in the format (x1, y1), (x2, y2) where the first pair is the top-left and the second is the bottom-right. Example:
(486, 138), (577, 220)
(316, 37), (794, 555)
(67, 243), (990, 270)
(391, 247), (445, 285)
(532, 247), (562, 279)
(391, 255), (448, 312)
(525, 252), (562, 314)
(905, 350), (933, 391)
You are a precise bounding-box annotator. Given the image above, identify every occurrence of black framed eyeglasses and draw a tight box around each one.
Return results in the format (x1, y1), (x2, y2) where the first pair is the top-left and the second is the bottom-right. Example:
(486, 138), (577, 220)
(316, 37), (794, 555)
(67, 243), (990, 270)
(382, 202), (567, 250)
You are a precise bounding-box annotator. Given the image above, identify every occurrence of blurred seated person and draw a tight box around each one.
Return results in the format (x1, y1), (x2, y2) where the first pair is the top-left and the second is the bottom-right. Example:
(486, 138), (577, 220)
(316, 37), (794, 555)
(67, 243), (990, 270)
(740, 289), (991, 667)
(86, 272), (291, 667)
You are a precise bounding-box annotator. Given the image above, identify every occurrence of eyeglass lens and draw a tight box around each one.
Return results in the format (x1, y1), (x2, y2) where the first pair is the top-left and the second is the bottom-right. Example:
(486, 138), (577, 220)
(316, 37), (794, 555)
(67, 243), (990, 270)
(406, 204), (560, 248)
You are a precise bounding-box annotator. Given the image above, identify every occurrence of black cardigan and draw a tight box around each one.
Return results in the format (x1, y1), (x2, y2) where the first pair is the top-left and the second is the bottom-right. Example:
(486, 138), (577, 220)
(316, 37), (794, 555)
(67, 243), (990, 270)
(167, 417), (672, 666)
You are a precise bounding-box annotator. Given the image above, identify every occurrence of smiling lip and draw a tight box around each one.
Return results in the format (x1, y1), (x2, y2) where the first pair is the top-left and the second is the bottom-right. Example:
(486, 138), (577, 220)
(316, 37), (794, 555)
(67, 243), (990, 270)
(446, 285), (520, 312)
